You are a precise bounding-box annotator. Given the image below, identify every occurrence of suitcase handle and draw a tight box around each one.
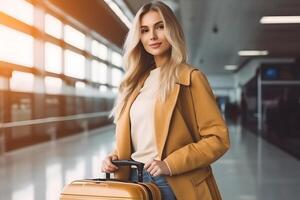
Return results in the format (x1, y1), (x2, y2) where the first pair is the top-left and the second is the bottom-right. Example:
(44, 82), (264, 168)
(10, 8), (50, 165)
(105, 160), (144, 182)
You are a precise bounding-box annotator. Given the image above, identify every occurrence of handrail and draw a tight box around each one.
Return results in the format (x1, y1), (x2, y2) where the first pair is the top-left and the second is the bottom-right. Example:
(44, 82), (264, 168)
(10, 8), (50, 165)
(0, 111), (111, 129)
(261, 80), (300, 85)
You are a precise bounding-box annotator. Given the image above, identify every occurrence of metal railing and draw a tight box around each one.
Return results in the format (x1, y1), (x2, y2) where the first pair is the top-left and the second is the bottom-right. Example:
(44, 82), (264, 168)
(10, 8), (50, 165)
(0, 111), (111, 129)
(0, 111), (111, 154)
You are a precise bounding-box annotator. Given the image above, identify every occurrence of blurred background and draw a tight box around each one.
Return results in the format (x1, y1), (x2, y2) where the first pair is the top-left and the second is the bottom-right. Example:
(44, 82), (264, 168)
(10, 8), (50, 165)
(0, 0), (299, 199)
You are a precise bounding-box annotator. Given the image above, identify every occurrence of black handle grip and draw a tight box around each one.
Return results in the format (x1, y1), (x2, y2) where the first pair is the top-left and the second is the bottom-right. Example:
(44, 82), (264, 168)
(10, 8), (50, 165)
(105, 160), (144, 182)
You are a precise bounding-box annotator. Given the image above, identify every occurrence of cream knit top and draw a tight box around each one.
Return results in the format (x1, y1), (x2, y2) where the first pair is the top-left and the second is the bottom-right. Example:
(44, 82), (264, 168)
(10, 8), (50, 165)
(129, 67), (161, 164)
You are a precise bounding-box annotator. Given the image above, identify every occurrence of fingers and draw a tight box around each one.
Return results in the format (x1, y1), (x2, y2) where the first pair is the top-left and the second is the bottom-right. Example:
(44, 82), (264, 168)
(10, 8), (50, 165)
(152, 169), (162, 177)
(111, 155), (118, 161)
(106, 156), (118, 170)
(145, 160), (162, 177)
(146, 161), (156, 174)
(150, 166), (161, 177)
(144, 160), (152, 170)
(101, 155), (119, 173)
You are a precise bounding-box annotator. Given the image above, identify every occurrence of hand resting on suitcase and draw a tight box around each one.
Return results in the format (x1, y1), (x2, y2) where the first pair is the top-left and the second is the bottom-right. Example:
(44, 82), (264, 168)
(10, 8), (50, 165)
(101, 155), (119, 173)
(144, 159), (171, 177)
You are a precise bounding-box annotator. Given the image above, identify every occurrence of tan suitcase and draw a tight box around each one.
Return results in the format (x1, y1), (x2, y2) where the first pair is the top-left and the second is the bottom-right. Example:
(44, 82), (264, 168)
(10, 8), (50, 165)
(60, 160), (161, 200)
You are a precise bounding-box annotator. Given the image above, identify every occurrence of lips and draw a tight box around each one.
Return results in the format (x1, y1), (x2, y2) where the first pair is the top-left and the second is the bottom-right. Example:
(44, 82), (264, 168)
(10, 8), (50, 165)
(149, 42), (162, 48)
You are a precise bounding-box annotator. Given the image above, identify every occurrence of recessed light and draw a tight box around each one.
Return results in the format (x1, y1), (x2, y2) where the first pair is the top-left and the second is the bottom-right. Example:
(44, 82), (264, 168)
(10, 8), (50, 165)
(238, 50), (268, 56)
(104, 0), (132, 28)
(224, 65), (238, 70)
(260, 16), (300, 24)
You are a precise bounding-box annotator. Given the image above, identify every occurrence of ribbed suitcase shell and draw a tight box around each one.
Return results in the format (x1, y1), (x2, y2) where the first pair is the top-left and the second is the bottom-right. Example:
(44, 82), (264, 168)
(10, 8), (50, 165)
(60, 179), (162, 200)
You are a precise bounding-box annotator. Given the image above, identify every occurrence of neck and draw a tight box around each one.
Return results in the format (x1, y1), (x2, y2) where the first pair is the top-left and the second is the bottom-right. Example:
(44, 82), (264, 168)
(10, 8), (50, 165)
(154, 51), (170, 68)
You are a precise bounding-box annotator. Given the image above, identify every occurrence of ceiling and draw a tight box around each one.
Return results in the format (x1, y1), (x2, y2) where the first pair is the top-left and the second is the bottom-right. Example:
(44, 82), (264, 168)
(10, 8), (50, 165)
(124, 0), (300, 75)
(48, 0), (128, 47)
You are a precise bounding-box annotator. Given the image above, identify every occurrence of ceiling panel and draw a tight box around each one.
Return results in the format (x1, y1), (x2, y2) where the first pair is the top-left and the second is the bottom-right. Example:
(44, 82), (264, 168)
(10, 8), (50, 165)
(124, 0), (300, 75)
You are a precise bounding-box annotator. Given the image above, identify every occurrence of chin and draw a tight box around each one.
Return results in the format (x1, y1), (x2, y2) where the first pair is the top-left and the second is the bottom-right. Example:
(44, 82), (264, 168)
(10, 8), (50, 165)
(150, 52), (163, 56)
(147, 49), (168, 56)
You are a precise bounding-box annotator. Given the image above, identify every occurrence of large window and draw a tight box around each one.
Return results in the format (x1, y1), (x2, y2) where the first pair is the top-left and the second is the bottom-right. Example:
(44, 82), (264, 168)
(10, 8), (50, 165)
(64, 25), (85, 50)
(64, 50), (85, 79)
(91, 40), (108, 60)
(12, 184), (34, 200)
(91, 60), (107, 84)
(111, 68), (123, 87)
(0, 25), (33, 67)
(112, 87), (118, 93)
(0, 0), (123, 95)
(10, 71), (34, 92)
(0, 0), (34, 25)
(45, 76), (62, 94)
(111, 51), (122, 67)
(45, 14), (62, 39)
(45, 42), (62, 73)
(99, 85), (108, 92)
(75, 81), (86, 89)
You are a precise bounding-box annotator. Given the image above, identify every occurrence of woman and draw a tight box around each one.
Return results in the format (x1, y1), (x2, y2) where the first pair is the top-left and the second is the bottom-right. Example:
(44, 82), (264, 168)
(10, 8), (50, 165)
(101, 1), (230, 200)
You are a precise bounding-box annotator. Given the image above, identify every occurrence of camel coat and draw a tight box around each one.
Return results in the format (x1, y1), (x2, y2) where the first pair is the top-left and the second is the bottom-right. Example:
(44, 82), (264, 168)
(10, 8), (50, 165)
(111, 63), (230, 200)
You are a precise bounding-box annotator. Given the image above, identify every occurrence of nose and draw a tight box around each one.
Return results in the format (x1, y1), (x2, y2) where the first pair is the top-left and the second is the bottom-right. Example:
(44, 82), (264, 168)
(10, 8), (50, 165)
(150, 29), (158, 40)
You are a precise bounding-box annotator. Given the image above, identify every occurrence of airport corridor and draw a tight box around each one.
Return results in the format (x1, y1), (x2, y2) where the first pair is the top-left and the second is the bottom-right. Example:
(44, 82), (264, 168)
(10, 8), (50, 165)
(0, 122), (299, 200)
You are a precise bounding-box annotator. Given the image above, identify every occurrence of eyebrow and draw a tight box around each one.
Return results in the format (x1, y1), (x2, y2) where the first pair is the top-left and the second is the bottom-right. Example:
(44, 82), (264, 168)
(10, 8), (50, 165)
(140, 20), (163, 28)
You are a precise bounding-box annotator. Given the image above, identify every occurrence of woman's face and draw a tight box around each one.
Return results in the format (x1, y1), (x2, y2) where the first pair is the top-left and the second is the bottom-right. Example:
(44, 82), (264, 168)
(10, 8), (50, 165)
(140, 10), (171, 57)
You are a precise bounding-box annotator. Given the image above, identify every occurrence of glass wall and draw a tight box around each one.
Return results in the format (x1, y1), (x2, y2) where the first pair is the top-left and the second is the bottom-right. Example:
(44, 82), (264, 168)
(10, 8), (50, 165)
(64, 50), (85, 79)
(91, 60), (107, 84)
(92, 40), (108, 61)
(64, 25), (86, 50)
(0, 0), (34, 25)
(111, 67), (122, 87)
(0, 25), (33, 67)
(45, 14), (62, 39)
(45, 76), (62, 94)
(111, 51), (122, 67)
(10, 71), (34, 92)
(45, 42), (62, 73)
(0, 0), (124, 96)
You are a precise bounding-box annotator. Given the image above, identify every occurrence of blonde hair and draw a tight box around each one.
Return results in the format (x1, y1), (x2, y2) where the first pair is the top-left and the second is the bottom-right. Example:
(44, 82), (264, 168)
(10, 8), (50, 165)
(109, 1), (187, 123)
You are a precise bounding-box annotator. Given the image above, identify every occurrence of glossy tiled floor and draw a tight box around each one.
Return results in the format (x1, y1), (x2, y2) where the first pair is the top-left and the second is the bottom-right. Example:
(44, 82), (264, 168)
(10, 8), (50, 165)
(0, 123), (299, 200)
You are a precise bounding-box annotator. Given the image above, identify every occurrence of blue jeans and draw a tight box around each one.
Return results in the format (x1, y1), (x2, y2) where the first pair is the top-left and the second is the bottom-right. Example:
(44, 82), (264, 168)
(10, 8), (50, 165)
(130, 168), (177, 200)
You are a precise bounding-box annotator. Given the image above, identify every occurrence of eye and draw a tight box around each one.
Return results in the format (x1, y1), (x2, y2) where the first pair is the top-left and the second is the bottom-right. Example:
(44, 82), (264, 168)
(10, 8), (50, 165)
(141, 29), (148, 34)
(157, 24), (164, 30)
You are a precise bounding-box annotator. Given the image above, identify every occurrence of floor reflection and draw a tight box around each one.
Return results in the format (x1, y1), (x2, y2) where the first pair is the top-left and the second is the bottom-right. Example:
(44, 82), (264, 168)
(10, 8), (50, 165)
(0, 123), (299, 200)
(0, 125), (115, 200)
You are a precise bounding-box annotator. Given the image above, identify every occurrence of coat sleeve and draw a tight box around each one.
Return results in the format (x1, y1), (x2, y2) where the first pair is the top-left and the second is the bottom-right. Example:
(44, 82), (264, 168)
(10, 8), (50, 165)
(164, 70), (230, 175)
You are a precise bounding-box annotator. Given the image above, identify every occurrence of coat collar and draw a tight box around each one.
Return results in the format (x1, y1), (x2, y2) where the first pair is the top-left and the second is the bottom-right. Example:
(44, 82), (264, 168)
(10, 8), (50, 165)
(176, 63), (193, 86)
(115, 64), (195, 161)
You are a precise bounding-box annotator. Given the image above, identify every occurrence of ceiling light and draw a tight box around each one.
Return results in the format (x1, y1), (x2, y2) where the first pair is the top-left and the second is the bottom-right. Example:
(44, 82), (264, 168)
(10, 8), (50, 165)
(103, 0), (132, 28)
(224, 65), (238, 70)
(238, 50), (269, 56)
(260, 16), (300, 24)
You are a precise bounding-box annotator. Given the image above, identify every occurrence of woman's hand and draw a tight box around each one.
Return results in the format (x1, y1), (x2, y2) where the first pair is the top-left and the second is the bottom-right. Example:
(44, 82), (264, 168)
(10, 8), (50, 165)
(101, 155), (119, 173)
(144, 159), (171, 177)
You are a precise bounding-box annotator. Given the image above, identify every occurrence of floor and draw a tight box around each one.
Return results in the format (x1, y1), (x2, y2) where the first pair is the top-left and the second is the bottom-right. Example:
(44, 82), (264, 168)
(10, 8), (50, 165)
(0, 123), (299, 200)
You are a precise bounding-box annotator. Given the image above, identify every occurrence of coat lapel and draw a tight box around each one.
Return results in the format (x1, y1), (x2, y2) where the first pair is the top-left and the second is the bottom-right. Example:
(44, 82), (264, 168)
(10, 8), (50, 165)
(154, 83), (180, 160)
(154, 65), (193, 159)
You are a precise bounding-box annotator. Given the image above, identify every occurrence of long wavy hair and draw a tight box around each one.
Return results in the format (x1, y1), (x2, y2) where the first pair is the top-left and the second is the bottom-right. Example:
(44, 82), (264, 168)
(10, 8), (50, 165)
(110, 1), (187, 123)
